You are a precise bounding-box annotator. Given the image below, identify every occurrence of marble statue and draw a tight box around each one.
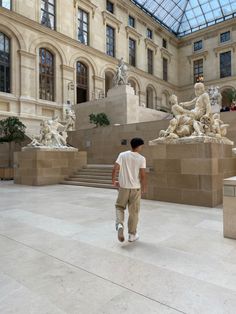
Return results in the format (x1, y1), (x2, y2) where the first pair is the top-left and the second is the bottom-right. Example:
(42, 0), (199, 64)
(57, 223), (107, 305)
(113, 58), (128, 86)
(64, 108), (76, 131)
(208, 86), (222, 113)
(150, 83), (233, 145)
(28, 117), (70, 148)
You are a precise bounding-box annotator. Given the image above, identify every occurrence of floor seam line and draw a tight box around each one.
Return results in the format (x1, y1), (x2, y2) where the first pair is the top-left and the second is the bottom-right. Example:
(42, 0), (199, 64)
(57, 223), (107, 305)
(0, 233), (186, 314)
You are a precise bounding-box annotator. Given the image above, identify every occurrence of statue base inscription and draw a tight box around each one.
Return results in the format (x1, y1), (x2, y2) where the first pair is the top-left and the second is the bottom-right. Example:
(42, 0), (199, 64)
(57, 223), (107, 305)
(14, 150), (87, 186)
(145, 142), (236, 207)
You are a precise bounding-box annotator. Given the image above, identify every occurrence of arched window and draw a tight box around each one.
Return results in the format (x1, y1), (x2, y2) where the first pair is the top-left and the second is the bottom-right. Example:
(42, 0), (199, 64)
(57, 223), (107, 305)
(146, 86), (154, 109)
(128, 79), (136, 95)
(105, 71), (114, 96)
(76, 61), (88, 104)
(39, 48), (54, 101)
(0, 32), (10, 93)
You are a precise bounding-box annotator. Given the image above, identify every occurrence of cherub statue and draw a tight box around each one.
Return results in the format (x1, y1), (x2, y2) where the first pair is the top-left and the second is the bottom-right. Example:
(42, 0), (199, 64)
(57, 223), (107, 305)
(211, 113), (229, 137)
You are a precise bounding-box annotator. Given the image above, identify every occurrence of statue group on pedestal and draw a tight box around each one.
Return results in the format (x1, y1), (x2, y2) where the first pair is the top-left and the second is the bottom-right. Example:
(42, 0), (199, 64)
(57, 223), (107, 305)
(113, 58), (128, 86)
(28, 108), (76, 148)
(151, 83), (233, 145)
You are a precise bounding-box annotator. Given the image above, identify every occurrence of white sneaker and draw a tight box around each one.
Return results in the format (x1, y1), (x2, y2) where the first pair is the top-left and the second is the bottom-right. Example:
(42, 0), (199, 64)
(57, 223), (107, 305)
(117, 224), (124, 242)
(128, 233), (139, 242)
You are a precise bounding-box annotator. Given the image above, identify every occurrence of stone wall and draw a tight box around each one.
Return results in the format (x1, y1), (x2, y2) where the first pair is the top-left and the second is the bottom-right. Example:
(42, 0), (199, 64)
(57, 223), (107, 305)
(14, 150), (87, 186)
(69, 111), (236, 166)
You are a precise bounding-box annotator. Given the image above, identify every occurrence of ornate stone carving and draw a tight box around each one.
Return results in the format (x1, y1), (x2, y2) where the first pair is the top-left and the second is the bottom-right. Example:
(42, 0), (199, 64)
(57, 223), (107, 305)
(150, 83), (233, 145)
(64, 108), (76, 131)
(27, 117), (72, 149)
(208, 86), (222, 113)
(113, 58), (128, 86)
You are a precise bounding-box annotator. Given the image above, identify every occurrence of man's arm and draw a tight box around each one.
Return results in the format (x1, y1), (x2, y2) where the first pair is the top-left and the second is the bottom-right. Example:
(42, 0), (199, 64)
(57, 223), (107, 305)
(140, 168), (147, 194)
(203, 93), (212, 116)
(180, 98), (197, 109)
(112, 162), (120, 187)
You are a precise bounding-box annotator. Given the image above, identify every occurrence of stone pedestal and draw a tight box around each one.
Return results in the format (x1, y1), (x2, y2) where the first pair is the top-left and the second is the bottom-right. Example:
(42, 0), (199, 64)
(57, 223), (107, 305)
(146, 143), (236, 207)
(223, 176), (236, 239)
(75, 85), (169, 129)
(14, 148), (87, 186)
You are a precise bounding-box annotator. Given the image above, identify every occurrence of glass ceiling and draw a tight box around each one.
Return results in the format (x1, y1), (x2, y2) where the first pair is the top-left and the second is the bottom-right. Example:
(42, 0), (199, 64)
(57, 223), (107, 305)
(131, 0), (236, 37)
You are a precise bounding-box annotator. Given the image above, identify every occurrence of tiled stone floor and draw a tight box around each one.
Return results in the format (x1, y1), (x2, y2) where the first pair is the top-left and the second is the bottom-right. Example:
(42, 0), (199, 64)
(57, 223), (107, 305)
(0, 181), (236, 314)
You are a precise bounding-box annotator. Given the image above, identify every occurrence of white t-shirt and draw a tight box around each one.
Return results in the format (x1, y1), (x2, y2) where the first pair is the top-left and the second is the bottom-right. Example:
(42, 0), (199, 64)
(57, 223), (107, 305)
(116, 150), (146, 189)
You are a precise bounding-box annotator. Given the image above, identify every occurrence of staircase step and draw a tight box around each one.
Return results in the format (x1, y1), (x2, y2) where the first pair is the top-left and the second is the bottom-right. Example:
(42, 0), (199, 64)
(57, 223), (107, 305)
(79, 169), (112, 174)
(61, 181), (116, 189)
(71, 174), (113, 180)
(86, 164), (113, 169)
(67, 177), (112, 184)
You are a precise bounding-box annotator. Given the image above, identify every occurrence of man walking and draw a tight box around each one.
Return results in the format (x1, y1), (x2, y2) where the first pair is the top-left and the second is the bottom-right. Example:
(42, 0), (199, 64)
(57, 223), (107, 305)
(112, 138), (146, 242)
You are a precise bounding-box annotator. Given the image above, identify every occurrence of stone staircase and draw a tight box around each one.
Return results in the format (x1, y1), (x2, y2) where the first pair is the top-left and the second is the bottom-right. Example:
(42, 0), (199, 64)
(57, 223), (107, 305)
(61, 164), (116, 189)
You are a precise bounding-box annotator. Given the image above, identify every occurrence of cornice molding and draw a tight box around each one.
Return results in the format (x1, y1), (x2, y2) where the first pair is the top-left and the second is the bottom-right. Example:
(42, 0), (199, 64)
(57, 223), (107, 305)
(144, 38), (158, 54)
(213, 42), (236, 56)
(125, 26), (142, 44)
(102, 11), (122, 32)
(17, 50), (36, 59)
(75, 0), (97, 18)
(93, 75), (105, 82)
(187, 51), (208, 64)
(160, 47), (173, 62)
(60, 65), (75, 72)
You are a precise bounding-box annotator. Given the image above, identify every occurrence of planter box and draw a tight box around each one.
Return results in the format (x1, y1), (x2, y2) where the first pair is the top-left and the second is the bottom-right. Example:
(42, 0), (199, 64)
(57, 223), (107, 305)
(0, 168), (14, 180)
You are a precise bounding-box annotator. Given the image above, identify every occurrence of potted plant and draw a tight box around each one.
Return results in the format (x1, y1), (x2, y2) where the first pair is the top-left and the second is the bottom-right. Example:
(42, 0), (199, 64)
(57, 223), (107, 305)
(0, 117), (26, 180)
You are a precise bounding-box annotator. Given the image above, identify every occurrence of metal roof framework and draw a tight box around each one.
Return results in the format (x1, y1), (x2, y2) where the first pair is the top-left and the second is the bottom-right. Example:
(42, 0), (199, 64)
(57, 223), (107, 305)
(131, 0), (236, 37)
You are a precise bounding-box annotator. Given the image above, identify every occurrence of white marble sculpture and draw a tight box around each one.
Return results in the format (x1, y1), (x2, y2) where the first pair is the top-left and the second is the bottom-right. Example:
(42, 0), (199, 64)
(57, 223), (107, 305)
(64, 108), (76, 131)
(208, 86), (222, 113)
(113, 58), (128, 86)
(27, 117), (73, 149)
(150, 82), (233, 145)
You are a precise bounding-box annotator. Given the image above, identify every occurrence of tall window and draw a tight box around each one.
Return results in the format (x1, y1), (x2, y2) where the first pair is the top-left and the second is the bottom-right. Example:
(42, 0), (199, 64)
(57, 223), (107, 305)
(78, 9), (89, 45)
(193, 59), (203, 83)
(146, 87), (154, 108)
(220, 31), (230, 43)
(39, 48), (54, 101)
(41, 0), (55, 30)
(0, 0), (11, 9)
(163, 58), (168, 81)
(106, 25), (115, 57)
(129, 38), (136, 66)
(220, 51), (231, 78)
(194, 40), (202, 52)
(162, 38), (167, 49)
(128, 16), (135, 28)
(106, 0), (114, 14)
(147, 49), (153, 75)
(0, 32), (10, 93)
(147, 28), (153, 39)
(76, 62), (88, 104)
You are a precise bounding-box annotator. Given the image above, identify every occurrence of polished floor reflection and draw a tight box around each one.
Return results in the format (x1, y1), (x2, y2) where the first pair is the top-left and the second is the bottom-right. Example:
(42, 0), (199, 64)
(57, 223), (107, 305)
(0, 182), (236, 314)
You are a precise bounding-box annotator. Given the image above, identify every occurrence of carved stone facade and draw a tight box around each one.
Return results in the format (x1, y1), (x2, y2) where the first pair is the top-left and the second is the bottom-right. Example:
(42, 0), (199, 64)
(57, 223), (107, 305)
(0, 1), (236, 133)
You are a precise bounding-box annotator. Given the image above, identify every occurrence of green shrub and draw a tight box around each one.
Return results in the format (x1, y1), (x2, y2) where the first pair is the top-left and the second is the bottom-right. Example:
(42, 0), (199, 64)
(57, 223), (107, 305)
(0, 117), (26, 167)
(89, 113), (110, 127)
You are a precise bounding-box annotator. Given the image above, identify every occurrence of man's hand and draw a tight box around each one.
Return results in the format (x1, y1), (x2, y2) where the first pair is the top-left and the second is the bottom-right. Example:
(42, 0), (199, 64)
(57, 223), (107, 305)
(113, 180), (120, 188)
(112, 163), (120, 188)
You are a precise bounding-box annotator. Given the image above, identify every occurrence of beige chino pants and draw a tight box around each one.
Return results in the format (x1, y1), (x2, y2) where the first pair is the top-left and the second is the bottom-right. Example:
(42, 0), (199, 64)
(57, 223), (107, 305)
(115, 187), (141, 235)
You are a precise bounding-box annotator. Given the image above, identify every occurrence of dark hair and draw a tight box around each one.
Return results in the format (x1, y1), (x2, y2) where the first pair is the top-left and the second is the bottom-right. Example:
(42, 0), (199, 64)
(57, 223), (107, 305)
(130, 138), (144, 149)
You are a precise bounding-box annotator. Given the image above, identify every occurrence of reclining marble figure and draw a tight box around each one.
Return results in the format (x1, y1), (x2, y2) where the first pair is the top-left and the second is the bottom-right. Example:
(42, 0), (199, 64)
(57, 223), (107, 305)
(150, 83), (233, 145)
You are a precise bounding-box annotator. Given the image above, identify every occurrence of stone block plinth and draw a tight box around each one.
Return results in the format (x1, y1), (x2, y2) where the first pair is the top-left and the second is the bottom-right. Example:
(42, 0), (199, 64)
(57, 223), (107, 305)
(14, 148), (87, 186)
(146, 143), (236, 207)
(223, 176), (236, 239)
